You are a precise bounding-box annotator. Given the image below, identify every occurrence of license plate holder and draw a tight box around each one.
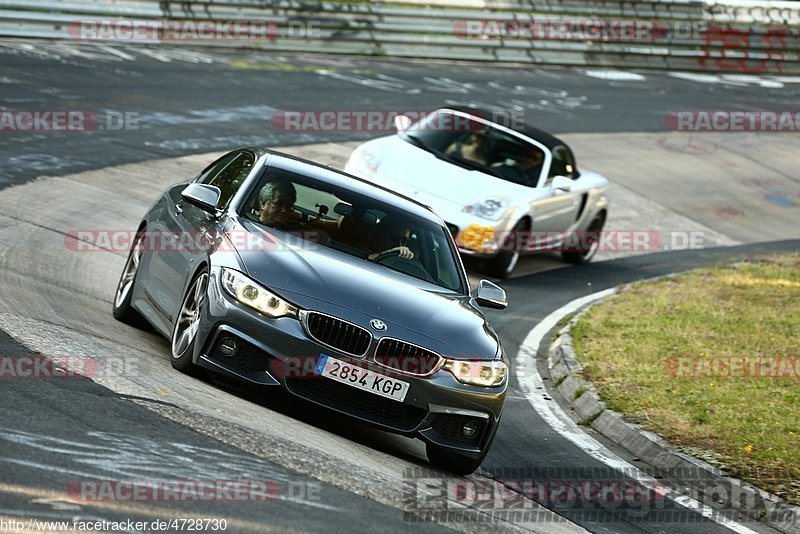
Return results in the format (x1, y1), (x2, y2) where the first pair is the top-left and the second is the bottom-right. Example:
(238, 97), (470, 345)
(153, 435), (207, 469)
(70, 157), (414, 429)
(315, 354), (410, 402)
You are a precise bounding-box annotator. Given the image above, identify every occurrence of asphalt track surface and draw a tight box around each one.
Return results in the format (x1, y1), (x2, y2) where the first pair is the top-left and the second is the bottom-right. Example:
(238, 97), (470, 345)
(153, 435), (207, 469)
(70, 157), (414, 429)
(2, 39), (800, 188)
(1, 41), (798, 533)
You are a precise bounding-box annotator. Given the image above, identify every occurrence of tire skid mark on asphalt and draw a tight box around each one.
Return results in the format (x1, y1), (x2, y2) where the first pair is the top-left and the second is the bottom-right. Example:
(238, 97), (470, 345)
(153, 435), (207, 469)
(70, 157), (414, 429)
(0, 429), (343, 511)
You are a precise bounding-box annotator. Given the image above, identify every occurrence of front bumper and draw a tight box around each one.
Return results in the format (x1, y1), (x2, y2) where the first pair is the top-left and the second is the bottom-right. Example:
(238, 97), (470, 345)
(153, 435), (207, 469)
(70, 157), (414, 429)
(194, 268), (508, 457)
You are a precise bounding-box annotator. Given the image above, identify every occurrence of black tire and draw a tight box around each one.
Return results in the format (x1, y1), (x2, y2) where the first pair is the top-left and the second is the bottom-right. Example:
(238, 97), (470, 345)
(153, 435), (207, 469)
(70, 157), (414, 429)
(170, 268), (208, 373)
(112, 228), (146, 326)
(485, 219), (528, 279)
(562, 211), (606, 265)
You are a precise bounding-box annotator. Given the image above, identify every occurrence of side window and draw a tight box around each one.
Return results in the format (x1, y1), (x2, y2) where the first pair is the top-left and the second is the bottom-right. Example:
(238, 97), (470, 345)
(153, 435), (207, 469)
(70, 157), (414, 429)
(546, 146), (578, 184)
(201, 152), (255, 208)
(195, 152), (238, 184)
(293, 183), (340, 221)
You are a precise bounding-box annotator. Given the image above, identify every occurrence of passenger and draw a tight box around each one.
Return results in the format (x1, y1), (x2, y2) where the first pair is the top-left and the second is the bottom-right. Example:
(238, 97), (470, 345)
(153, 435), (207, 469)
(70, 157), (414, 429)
(447, 132), (490, 166)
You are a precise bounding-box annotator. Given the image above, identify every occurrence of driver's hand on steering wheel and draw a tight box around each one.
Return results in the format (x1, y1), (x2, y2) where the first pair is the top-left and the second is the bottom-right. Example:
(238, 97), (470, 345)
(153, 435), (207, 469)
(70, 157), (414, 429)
(383, 245), (414, 259)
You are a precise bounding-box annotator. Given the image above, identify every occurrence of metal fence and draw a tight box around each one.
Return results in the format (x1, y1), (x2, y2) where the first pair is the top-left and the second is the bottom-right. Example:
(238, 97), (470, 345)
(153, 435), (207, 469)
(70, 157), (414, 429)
(1, 0), (798, 73)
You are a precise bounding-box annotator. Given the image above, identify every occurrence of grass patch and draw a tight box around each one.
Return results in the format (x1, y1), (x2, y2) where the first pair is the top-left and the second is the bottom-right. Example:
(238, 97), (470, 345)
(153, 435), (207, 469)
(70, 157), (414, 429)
(579, 410), (603, 426)
(573, 384), (588, 400)
(556, 312), (577, 330)
(570, 253), (800, 504)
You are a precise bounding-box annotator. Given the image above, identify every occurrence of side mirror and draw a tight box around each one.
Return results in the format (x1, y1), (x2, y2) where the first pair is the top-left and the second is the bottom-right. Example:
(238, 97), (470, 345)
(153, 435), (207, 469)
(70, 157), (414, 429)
(475, 280), (508, 310)
(394, 115), (412, 132)
(181, 183), (221, 214)
(551, 175), (572, 193)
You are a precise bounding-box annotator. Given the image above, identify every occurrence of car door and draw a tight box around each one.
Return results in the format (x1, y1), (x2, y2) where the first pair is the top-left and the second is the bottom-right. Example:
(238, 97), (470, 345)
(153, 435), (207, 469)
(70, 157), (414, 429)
(146, 150), (255, 320)
(530, 146), (583, 239)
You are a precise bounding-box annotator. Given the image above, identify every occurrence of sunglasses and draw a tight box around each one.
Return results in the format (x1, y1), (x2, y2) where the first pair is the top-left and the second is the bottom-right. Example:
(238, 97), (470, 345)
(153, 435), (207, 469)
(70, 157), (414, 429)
(266, 198), (294, 210)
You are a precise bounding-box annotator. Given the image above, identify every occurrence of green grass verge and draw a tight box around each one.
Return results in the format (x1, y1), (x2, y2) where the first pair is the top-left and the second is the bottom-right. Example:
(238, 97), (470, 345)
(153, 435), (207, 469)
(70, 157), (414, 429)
(570, 253), (800, 504)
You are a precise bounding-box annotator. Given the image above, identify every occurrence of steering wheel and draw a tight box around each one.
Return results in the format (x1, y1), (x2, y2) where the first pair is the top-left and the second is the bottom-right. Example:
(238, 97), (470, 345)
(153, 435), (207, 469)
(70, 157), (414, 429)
(374, 250), (435, 283)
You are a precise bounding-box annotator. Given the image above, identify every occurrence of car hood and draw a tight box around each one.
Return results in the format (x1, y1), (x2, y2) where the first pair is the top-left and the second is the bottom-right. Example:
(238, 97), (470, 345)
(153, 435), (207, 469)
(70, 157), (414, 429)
(228, 219), (499, 359)
(357, 135), (529, 209)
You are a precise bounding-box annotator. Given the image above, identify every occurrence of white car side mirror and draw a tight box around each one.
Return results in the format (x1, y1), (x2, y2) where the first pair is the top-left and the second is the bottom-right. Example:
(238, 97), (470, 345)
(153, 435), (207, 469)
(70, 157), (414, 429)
(394, 115), (412, 132)
(551, 175), (572, 192)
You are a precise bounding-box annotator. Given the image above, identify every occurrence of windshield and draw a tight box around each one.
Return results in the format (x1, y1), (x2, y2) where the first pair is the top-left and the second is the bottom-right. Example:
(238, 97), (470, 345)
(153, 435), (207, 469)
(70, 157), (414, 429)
(401, 111), (546, 187)
(243, 167), (466, 293)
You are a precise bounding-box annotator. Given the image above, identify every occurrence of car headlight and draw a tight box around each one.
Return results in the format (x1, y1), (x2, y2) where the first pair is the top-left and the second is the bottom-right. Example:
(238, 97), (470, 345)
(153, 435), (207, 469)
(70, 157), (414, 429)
(444, 359), (507, 387)
(462, 198), (508, 221)
(221, 268), (298, 318)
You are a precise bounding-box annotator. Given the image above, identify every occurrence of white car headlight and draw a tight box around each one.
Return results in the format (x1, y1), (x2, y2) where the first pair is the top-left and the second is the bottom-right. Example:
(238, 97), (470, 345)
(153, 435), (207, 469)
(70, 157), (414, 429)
(462, 198), (508, 221)
(221, 268), (298, 318)
(444, 359), (507, 387)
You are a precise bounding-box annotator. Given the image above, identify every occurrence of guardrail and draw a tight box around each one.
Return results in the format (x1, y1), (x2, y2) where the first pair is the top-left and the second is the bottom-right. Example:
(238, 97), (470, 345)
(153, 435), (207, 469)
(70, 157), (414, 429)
(0, 0), (798, 73)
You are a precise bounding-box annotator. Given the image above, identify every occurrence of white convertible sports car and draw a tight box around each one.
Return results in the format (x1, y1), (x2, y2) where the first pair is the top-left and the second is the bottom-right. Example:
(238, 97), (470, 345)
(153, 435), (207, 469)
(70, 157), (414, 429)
(345, 107), (610, 278)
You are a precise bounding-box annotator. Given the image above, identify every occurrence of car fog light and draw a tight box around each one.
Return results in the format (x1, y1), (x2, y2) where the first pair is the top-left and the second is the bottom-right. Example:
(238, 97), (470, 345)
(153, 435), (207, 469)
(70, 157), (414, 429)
(219, 337), (238, 357)
(462, 420), (480, 439)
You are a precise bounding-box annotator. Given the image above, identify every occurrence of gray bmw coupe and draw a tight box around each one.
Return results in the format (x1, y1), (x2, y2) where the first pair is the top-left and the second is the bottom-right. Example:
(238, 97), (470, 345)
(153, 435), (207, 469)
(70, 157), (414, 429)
(113, 147), (509, 474)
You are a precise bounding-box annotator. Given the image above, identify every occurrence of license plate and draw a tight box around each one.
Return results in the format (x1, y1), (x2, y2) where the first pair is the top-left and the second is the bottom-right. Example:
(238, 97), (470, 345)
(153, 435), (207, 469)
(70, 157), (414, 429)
(315, 354), (409, 402)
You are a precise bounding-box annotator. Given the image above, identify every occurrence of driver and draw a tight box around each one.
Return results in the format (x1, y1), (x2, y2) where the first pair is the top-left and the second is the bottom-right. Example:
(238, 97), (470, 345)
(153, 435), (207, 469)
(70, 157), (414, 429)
(256, 180), (331, 245)
(491, 149), (543, 185)
(367, 216), (414, 261)
(258, 180), (302, 229)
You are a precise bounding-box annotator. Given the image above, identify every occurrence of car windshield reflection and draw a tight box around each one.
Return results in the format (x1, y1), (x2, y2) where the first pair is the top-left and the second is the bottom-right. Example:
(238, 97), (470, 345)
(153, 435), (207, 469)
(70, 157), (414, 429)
(243, 168), (465, 293)
(402, 111), (545, 187)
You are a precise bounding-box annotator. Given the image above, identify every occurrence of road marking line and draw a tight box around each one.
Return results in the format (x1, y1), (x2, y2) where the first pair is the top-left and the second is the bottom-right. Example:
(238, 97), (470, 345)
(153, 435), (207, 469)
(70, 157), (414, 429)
(516, 288), (760, 534)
